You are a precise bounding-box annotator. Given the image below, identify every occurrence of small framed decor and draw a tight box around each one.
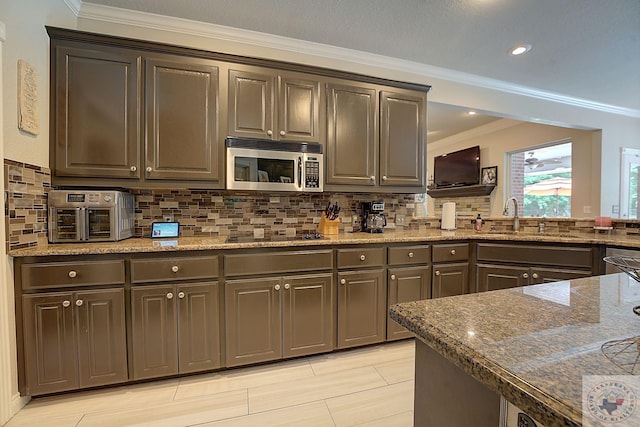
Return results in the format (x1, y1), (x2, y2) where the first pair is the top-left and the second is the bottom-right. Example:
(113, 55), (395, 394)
(481, 166), (498, 185)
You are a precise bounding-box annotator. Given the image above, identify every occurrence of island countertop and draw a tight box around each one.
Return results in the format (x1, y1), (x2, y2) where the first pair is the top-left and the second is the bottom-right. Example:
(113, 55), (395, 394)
(390, 273), (640, 427)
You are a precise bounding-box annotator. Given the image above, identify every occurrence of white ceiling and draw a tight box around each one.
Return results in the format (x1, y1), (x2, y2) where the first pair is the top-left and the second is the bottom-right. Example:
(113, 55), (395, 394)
(82, 0), (640, 140)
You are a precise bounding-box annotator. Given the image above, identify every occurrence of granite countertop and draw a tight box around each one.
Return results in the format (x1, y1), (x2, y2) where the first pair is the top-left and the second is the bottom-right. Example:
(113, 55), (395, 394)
(390, 273), (640, 426)
(8, 228), (640, 257)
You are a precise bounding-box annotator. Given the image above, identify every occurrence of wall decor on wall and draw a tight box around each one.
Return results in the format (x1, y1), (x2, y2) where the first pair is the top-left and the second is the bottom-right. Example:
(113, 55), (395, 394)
(17, 59), (39, 135)
(481, 166), (497, 185)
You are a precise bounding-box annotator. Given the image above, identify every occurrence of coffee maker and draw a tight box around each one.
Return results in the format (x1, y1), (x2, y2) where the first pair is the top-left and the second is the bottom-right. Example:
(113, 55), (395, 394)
(361, 201), (386, 233)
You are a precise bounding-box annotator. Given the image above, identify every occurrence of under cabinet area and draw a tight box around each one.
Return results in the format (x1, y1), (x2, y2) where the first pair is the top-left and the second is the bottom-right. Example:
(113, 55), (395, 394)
(431, 242), (470, 298)
(476, 243), (597, 292)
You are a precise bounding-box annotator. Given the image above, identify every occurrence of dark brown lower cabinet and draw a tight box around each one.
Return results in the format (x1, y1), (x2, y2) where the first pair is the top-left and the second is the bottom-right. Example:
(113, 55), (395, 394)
(432, 263), (470, 298)
(22, 288), (127, 396)
(225, 273), (334, 367)
(131, 282), (220, 380)
(387, 265), (431, 340)
(476, 264), (592, 292)
(337, 269), (387, 348)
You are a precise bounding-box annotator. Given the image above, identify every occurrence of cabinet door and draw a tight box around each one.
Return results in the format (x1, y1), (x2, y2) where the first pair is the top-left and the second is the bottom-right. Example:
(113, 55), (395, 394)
(387, 265), (430, 341)
(326, 83), (377, 186)
(177, 282), (221, 373)
(432, 263), (470, 298)
(278, 73), (322, 143)
(337, 269), (386, 348)
(282, 273), (334, 358)
(22, 292), (79, 395)
(76, 289), (127, 388)
(379, 90), (426, 187)
(225, 277), (282, 367)
(228, 68), (276, 139)
(145, 57), (221, 182)
(131, 285), (178, 380)
(533, 267), (593, 284)
(476, 264), (529, 292)
(54, 45), (141, 179)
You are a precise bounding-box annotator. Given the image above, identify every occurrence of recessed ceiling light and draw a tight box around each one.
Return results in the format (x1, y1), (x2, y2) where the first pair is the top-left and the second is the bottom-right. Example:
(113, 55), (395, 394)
(468, 111), (477, 115)
(509, 44), (532, 56)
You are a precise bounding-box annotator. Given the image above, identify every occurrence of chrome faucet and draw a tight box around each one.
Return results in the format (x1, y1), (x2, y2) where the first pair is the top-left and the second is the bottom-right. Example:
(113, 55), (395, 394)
(503, 197), (520, 233)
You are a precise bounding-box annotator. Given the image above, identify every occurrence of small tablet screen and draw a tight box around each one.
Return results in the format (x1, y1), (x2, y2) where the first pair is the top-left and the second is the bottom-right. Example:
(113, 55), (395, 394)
(151, 222), (179, 238)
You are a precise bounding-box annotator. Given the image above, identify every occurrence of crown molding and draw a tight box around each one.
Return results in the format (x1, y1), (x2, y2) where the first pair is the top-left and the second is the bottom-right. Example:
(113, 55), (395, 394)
(75, 2), (640, 119)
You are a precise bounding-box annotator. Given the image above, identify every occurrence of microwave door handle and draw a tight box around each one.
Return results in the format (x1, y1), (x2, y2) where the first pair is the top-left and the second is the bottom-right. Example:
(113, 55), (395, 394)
(298, 156), (303, 190)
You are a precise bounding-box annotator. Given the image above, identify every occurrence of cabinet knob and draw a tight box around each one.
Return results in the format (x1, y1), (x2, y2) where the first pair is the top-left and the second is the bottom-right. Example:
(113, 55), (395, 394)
(382, 175), (388, 181)
(274, 284), (281, 291)
(166, 292), (174, 299)
(523, 272), (529, 279)
(370, 176), (376, 182)
(171, 265), (179, 273)
(280, 130), (286, 137)
(62, 300), (71, 308)
(532, 273), (539, 279)
(450, 249), (456, 255)
(130, 166), (137, 172)
(267, 130), (273, 136)
(391, 274), (396, 280)
(360, 254), (366, 261)
(68, 270), (77, 278)
(284, 283), (290, 290)
(178, 291), (185, 299)
(75, 299), (83, 307)
(146, 166), (153, 172)
(408, 252), (414, 258)
(435, 270), (441, 276)
(340, 278), (346, 285)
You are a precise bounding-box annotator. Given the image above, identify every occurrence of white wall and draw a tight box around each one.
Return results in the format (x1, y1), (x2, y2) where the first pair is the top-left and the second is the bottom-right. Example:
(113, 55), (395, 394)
(0, 0), (76, 422)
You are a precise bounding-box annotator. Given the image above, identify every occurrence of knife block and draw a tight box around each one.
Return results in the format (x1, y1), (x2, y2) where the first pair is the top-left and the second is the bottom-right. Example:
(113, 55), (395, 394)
(318, 213), (340, 235)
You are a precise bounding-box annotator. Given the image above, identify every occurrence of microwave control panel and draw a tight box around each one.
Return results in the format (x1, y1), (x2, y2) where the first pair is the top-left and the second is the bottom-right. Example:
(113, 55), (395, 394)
(305, 158), (321, 189)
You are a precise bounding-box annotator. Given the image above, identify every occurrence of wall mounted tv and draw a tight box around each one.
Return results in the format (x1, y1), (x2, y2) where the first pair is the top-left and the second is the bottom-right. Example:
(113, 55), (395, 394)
(433, 145), (480, 188)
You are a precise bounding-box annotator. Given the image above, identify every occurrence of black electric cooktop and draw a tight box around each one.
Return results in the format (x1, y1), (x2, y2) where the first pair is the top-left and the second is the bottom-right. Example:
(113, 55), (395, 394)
(226, 233), (326, 243)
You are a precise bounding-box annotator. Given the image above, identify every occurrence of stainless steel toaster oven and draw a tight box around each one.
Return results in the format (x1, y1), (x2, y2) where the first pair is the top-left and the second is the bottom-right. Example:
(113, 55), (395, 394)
(48, 190), (135, 243)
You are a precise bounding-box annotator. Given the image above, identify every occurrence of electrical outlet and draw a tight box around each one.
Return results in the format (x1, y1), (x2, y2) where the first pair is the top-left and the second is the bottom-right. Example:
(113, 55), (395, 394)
(396, 214), (406, 226)
(164, 214), (173, 222)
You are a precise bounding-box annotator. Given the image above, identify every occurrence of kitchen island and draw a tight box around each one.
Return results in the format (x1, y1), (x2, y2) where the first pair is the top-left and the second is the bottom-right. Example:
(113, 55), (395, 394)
(390, 273), (640, 426)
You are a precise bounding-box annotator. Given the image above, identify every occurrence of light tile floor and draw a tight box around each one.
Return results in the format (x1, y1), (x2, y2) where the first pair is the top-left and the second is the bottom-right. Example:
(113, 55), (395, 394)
(6, 340), (415, 427)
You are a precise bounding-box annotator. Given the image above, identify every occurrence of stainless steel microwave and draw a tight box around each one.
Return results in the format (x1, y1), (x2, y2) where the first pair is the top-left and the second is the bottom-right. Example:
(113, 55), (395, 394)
(226, 137), (323, 192)
(48, 190), (135, 243)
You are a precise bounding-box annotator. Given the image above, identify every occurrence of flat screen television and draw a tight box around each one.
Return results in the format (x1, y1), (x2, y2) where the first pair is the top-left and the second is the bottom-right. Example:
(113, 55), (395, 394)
(433, 145), (480, 188)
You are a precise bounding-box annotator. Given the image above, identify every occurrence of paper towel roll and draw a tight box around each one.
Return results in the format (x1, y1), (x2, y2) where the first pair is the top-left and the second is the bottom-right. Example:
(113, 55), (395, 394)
(441, 202), (456, 230)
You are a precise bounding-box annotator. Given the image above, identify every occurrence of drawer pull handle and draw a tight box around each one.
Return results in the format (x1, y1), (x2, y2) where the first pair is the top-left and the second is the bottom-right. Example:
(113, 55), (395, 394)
(408, 252), (414, 258)
(523, 273), (529, 279)
(532, 273), (539, 279)
(435, 271), (441, 276)
(267, 129), (273, 136)
(284, 283), (290, 290)
(280, 130), (286, 137)
(167, 292), (174, 299)
(360, 254), (366, 261)
(68, 270), (77, 278)
(450, 249), (456, 255)
(391, 274), (396, 280)
(340, 279), (346, 285)
(171, 265), (179, 273)
(75, 299), (83, 307)
(62, 300), (71, 308)
(146, 166), (153, 172)
(382, 175), (388, 181)
(274, 284), (281, 291)
(370, 176), (376, 182)
(178, 292), (185, 299)
(130, 166), (137, 172)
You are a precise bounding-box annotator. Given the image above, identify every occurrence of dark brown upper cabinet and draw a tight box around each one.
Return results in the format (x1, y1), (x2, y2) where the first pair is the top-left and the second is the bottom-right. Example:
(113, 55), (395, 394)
(52, 43), (142, 180)
(228, 66), (322, 143)
(144, 56), (222, 182)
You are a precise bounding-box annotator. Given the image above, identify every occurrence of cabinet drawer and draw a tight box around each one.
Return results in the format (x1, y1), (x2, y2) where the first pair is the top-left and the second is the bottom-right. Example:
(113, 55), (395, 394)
(21, 260), (125, 290)
(388, 245), (430, 266)
(131, 256), (219, 283)
(477, 243), (594, 269)
(432, 243), (469, 263)
(337, 247), (385, 268)
(225, 249), (333, 276)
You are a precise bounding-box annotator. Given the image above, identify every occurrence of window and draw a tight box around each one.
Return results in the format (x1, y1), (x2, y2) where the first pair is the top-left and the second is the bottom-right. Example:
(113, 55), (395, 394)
(620, 148), (640, 219)
(507, 140), (572, 217)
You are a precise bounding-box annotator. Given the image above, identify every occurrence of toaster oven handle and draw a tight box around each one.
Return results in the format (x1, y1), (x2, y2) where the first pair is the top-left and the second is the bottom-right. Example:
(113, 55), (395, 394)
(79, 207), (87, 241)
(298, 156), (303, 190)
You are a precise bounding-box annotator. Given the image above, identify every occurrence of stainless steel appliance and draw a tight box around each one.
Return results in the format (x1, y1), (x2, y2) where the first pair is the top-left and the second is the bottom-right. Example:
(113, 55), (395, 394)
(361, 201), (386, 233)
(48, 190), (135, 243)
(226, 137), (323, 192)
